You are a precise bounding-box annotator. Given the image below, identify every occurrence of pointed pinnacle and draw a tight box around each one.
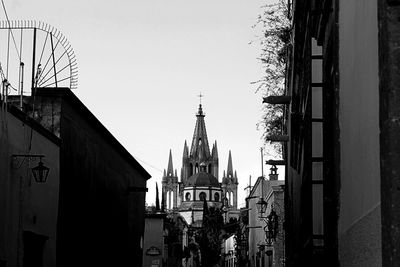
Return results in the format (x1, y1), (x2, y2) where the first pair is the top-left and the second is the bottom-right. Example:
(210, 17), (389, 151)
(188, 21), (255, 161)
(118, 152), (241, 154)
(167, 149), (174, 176)
(213, 141), (218, 158)
(227, 150), (233, 176)
(183, 140), (188, 158)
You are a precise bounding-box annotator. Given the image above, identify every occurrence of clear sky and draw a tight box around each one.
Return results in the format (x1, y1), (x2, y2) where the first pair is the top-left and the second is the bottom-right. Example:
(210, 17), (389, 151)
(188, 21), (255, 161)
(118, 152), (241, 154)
(3, 0), (283, 207)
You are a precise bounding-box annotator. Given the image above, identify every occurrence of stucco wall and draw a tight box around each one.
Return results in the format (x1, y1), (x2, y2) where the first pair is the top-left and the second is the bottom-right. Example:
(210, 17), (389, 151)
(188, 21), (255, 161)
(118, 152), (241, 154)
(143, 216), (164, 267)
(338, 0), (382, 265)
(248, 177), (284, 267)
(0, 106), (60, 267)
(56, 97), (148, 267)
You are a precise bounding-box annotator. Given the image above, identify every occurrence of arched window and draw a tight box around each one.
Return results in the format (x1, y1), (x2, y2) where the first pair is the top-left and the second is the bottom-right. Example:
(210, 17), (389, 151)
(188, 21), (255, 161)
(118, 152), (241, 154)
(185, 192), (191, 201)
(214, 192), (220, 202)
(199, 192), (206, 201)
(195, 163), (199, 174)
(189, 163), (193, 176)
(230, 192), (234, 206)
(171, 191), (174, 208)
(208, 164), (212, 174)
(167, 191), (170, 209)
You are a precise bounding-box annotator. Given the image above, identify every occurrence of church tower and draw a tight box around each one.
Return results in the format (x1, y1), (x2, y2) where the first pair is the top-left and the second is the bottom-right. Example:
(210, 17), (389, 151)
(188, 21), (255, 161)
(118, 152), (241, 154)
(162, 149), (178, 210)
(181, 104), (219, 182)
(161, 102), (239, 226)
(221, 150), (238, 209)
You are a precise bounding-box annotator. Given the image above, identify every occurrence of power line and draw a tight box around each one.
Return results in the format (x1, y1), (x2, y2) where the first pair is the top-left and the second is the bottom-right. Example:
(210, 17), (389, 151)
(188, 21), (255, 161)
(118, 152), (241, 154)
(133, 156), (164, 174)
(1, 0), (21, 60)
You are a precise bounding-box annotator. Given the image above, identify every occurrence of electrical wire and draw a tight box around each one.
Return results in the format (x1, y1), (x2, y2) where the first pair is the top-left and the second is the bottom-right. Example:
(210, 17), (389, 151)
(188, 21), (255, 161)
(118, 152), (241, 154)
(1, 0), (21, 60)
(132, 156), (164, 174)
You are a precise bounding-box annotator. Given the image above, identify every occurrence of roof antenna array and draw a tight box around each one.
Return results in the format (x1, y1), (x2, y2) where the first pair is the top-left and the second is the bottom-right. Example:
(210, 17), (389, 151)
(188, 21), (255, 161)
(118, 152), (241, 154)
(0, 20), (78, 93)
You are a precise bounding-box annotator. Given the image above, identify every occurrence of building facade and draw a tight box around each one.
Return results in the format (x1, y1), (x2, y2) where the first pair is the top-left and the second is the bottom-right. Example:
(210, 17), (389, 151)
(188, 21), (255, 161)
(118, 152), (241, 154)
(0, 104), (60, 267)
(247, 170), (284, 267)
(161, 104), (239, 227)
(143, 212), (166, 267)
(2, 87), (151, 266)
(283, 0), (400, 266)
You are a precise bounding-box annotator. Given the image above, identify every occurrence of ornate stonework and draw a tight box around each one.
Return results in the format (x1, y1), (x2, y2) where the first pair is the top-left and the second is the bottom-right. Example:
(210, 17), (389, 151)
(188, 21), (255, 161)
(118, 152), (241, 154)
(161, 104), (239, 226)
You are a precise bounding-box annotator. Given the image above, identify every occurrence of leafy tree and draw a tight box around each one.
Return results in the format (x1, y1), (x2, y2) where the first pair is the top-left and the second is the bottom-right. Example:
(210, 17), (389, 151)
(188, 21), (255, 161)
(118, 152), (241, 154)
(198, 200), (224, 266)
(252, 0), (291, 158)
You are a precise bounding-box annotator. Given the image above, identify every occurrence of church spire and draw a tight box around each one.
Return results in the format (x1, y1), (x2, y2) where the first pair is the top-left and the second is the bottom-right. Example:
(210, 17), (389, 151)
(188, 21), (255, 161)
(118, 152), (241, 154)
(183, 140), (189, 159)
(167, 149), (174, 176)
(227, 150), (233, 177)
(212, 141), (218, 159)
(190, 104), (211, 160)
(155, 182), (160, 211)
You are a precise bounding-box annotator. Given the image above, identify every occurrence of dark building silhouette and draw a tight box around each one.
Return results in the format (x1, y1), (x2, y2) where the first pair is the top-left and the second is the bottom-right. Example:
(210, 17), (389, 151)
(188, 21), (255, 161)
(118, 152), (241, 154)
(282, 0), (400, 266)
(4, 87), (151, 266)
(0, 103), (60, 267)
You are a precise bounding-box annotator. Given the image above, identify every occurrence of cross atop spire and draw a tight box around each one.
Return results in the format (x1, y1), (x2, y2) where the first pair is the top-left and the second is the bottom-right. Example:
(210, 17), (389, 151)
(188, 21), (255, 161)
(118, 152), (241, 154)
(198, 92), (204, 105)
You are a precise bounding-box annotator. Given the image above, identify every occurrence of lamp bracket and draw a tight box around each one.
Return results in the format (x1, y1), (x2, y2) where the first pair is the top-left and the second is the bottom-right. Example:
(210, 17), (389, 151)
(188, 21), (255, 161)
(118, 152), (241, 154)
(12, 154), (45, 159)
(12, 154), (45, 169)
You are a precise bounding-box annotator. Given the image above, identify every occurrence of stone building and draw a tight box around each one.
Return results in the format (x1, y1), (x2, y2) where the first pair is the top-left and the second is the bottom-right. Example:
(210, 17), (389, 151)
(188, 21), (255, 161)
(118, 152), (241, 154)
(247, 169), (284, 267)
(0, 103), (60, 267)
(2, 88), (151, 266)
(161, 104), (239, 227)
(280, 0), (400, 266)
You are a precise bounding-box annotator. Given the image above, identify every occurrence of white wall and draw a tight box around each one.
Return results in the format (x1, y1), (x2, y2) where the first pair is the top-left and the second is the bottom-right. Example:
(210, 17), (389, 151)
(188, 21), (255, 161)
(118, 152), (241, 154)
(0, 107), (60, 267)
(338, 0), (381, 265)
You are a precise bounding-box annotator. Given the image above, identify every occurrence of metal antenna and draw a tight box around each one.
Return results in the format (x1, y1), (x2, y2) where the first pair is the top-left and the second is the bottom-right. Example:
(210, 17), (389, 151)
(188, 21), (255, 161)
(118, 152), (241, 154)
(261, 147), (264, 177)
(0, 20), (78, 92)
(244, 175), (252, 197)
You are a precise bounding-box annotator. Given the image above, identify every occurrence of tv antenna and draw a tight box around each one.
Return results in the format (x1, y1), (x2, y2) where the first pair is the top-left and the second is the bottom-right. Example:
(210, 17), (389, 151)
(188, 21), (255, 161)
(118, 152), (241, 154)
(0, 20), (78, 96)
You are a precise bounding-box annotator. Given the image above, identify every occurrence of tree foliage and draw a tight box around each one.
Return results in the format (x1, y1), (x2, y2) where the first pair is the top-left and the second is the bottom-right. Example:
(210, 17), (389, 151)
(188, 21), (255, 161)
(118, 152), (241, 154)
(198, 204), (224, 266)
(252, 0), (291, 158)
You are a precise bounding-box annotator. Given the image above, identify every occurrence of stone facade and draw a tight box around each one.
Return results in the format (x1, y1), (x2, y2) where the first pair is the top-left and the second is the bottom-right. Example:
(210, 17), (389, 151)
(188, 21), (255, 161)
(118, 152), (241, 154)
(3, 88), (151, 266)
(284, 0), (400, 265)
(161, 104), (239, 226)
(247, 174), (284, 267)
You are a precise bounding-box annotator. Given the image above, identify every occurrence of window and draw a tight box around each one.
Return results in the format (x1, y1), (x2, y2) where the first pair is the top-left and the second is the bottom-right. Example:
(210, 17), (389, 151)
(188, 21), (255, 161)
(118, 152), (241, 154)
(199, 192), (206, 201)
(214, 192), (220, 202)
(185, 192), (191, 201)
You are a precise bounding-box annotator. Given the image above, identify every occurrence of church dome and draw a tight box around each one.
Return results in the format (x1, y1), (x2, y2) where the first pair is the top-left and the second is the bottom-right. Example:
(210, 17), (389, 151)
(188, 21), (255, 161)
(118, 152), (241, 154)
(186, 172), (220, 187)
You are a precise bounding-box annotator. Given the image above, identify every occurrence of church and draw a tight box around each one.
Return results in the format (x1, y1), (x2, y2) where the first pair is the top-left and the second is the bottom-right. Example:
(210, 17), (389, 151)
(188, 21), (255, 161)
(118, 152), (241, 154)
(162, 103), (239, 227)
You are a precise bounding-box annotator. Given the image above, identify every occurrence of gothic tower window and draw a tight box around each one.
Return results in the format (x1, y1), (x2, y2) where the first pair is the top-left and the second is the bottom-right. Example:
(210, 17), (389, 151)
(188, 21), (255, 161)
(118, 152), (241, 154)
(171, 191), (174, 208)
(166, 191), (170, 209)
(214, 192), (220, 202)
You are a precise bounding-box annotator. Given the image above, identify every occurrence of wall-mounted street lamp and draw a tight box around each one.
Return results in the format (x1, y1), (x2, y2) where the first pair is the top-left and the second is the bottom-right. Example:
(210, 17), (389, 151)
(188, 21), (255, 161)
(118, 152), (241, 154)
(12, 154), (50, 183)
(263, 208), (279, 246)
(256, 165), (280, 246)
(258, 204), (279, 246)
(256, 197), (268, 214)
